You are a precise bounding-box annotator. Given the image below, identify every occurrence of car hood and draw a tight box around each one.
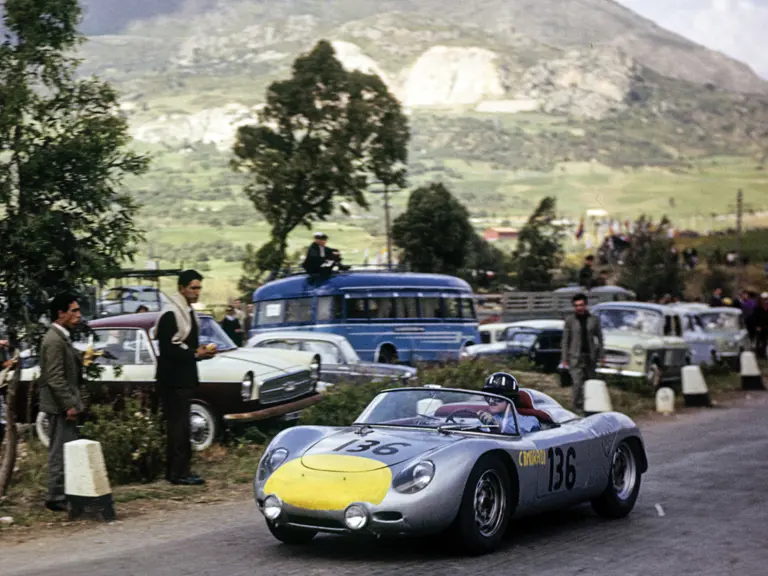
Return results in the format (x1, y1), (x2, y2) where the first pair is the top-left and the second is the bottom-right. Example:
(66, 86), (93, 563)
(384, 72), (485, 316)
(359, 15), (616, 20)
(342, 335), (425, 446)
(219, 348), (311, 372)
(466, 342), (507, 355)
(353, 361), (416, 378)
(301, 427), (461, 471)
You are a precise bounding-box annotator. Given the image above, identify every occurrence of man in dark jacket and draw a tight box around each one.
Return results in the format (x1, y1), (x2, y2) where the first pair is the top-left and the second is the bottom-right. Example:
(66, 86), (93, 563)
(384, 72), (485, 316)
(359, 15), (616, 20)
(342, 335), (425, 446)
(38, 293), (84, 512)
(578, 255), (595, 289)
(302, 232), (349, 275)
(219, 305), (243, 347)
(560, 293), (604, 412)
(755, 292), (768, 359)
(155, 270), (216, 485)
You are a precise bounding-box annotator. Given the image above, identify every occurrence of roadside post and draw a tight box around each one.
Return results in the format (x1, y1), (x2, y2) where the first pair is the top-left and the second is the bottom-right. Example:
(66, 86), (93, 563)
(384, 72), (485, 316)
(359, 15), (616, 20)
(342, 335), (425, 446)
(64, 439), (116, 522)
(584, 379), (612, 414)
(655, 387), (675, 414)
(681, 366), (712, 407)
(739, 351), (765, 390)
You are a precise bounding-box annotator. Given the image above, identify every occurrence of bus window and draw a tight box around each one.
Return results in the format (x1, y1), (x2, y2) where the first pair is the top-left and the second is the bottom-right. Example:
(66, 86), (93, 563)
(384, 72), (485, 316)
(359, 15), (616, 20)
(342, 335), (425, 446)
(317, 296), (344, 322)
(444, 297), (462, 319)
(370, 297), (396, 320)
(419, 297), (443, 319)
(285, 298), (313, 323)
(395, 296), (418, 319)
(461, 297), (476, 320)
(258, 301), (284, 325)
(346, 297), (368, 320)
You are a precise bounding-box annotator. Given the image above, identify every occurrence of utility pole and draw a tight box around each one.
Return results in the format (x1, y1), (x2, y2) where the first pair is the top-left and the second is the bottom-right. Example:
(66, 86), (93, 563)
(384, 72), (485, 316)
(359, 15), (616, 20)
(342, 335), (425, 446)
(383, 183), (392, 269)
(735, 189), (743, 290)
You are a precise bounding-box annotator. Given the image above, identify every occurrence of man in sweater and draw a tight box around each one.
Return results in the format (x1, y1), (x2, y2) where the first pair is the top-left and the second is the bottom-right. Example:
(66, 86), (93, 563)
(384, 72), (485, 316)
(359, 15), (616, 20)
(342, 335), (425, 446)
(155, 270), (216, 485)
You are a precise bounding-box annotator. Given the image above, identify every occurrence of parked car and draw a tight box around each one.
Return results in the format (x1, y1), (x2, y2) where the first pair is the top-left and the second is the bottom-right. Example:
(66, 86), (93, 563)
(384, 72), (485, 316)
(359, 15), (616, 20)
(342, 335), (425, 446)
(462, 321), (565, 372)
(671, 304), (749, 369)
(247, 331), (417, 386)
(14, 312), (323, 451)
(98, 285), (171, 317)
(590, 303), (691, 389)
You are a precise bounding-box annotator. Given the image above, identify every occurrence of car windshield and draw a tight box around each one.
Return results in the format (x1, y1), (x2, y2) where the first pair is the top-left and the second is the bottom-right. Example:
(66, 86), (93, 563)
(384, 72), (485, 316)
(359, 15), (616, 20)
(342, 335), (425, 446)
(198, 316), (238, 351)
(507, 332), (537, 347)
(355, 389), (518, 434)
(699, 312), (742, 332)
(102, 287), (137, 301)
(597, 309), (663, 334)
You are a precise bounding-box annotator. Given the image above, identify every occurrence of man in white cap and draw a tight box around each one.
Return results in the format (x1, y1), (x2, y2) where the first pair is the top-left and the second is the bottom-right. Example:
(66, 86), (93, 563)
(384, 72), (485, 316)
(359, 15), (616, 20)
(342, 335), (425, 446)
(302, 232), (349, 275)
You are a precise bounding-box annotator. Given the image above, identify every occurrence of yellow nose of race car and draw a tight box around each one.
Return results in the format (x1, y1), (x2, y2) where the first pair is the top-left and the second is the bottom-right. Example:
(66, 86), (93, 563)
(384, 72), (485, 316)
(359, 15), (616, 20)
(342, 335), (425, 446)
(263, 455), (392, 511)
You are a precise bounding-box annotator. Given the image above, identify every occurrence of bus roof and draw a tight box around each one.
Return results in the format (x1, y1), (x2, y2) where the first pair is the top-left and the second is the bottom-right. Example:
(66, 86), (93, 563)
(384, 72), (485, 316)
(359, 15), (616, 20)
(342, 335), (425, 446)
(253, 272), (474, 301)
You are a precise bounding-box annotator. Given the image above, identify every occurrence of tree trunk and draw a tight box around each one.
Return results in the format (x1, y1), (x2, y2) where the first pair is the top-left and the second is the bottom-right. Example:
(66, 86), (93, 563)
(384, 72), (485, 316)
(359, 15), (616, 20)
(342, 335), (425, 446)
(0, 351), (20, 497)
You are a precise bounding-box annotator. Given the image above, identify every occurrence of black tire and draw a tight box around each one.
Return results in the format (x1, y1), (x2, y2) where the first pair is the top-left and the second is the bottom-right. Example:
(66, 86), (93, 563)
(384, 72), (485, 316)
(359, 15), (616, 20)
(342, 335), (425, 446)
(378, 346), (398, 364)
(450, 454), (512, 555)
(266, 521), (317, 545)
(591, 440), (642, 519)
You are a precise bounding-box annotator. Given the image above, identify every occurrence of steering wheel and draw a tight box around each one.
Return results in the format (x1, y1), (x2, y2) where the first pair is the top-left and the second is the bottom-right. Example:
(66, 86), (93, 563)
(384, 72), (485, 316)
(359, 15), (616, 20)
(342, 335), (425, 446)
(445, 409), (483, 423)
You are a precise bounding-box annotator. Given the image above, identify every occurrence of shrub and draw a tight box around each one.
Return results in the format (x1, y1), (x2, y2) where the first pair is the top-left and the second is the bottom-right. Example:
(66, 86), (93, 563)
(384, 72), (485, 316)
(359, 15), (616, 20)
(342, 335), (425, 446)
(80, 396), (166, 484)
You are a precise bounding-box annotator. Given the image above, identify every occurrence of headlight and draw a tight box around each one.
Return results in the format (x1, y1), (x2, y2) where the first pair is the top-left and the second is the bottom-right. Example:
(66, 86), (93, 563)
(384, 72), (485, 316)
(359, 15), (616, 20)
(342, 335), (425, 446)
(241, 374), (253, 400)
(263, 495), (282, 520)
(632, 345), (645, 356)
(310, 358), (320, 381)
(344, 504), (368, 530)
(393, 460), (435, 494)
(257, 447), (289, 481)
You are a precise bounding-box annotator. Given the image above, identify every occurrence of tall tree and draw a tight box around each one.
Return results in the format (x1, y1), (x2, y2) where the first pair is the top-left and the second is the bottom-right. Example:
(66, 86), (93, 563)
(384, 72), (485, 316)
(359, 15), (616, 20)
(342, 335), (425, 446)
(0, 0), (148, 496)
(618, 216), (684, 301)
(392, 182), (474, 274)
(513, 196), (564, 290)
(231, 40), (409, 281)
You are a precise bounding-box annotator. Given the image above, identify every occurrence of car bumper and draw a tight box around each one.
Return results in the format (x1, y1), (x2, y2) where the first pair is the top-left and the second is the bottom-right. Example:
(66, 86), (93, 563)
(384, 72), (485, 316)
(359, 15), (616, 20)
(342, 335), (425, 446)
(596, 367), (646, 379)
(223, 393), (323, 424)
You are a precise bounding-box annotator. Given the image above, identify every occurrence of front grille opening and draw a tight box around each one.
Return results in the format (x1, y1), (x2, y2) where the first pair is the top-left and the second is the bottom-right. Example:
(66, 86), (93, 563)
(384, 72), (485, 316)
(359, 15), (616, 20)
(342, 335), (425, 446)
(374, 511), (403, 522)
(286, 514), (345, 529)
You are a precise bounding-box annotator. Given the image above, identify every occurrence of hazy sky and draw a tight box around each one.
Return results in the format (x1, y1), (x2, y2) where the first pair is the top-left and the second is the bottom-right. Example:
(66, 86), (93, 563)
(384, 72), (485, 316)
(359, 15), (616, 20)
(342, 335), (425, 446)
(617, 0), (768, 79)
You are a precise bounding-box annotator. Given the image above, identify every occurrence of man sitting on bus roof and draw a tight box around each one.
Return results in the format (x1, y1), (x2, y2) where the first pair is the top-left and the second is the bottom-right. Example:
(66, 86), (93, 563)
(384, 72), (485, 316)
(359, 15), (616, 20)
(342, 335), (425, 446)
(302, 232), (350, 276)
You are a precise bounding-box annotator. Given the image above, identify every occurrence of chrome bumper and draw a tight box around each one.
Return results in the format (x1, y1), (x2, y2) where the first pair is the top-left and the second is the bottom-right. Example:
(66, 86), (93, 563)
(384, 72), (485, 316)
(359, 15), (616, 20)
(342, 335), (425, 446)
(223, 393), (323, 424)
(596, 367), (647, 379)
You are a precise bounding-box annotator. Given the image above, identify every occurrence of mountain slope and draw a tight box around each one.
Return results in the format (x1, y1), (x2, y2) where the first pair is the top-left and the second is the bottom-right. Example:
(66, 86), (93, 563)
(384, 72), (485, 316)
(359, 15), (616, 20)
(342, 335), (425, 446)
(71, 0), (766, 94)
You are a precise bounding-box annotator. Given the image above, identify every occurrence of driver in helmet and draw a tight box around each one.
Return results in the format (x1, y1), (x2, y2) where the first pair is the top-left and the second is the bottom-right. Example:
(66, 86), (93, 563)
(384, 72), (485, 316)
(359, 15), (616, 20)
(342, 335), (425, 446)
(478, 372), (541, 434)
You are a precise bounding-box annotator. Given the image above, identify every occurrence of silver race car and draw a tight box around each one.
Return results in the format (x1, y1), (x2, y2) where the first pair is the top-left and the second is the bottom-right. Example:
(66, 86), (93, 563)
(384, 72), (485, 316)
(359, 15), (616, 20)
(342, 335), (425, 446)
(254, 374), (648, 554)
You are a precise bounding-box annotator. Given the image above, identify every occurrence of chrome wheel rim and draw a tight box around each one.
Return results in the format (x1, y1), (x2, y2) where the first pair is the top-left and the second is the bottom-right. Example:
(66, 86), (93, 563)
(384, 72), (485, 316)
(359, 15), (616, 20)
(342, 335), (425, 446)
(611, 443), (637, 501)
(189, 409), (211, 448)
(473, 470), (506, 538)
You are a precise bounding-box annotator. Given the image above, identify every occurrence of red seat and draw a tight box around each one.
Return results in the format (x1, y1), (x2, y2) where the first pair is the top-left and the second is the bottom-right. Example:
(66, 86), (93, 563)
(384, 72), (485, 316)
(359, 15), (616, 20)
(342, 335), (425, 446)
(516, 390), (553, 423)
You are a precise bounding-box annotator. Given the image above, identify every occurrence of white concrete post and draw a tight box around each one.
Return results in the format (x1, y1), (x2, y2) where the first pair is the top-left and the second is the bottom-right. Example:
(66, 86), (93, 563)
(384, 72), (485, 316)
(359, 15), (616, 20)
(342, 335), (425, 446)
(64, 439), (116, 522)
(584, 379), (613, 414)
(681, 365), (711, 407)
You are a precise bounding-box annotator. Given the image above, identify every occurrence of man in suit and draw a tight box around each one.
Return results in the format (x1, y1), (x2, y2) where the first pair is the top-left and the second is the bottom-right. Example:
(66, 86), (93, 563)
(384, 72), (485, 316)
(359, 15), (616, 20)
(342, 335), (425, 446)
(302, 232), (350, 276)
(39, 293), (85, 512)
(578, 255), (595, 289)
(219, 305), (243, 347)
(155, 270), (216, 485)
(560, 293), (604, 413)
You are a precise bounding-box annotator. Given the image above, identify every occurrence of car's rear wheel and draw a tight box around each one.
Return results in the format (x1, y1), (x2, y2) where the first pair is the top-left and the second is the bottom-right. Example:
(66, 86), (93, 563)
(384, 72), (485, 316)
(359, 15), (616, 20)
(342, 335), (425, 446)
(190, 402), (218, 452)
(450, 453), (511, 555)
(266, 521), (317, 545)
(591, 440), (641, 519)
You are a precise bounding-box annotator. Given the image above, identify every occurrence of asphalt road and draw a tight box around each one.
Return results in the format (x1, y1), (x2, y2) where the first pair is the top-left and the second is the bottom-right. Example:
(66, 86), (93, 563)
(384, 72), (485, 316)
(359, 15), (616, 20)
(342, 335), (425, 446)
(2, 393), (767, 576)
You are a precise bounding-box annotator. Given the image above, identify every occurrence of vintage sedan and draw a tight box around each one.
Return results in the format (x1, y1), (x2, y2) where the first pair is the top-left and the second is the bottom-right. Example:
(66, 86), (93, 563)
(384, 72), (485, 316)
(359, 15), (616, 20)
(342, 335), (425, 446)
(254, 381), (647, 554)
(590, 302), (691, 389)
(671, 304), (749, 369)
(247, 331), (417, 386)
(16, 312), (322, 451)
(461, 320), (565, 372)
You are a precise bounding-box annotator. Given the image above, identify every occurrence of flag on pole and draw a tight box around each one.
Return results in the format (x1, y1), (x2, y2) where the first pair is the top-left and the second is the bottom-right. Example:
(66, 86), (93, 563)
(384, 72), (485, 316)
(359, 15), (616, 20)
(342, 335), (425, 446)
(575, 217), (584, 240)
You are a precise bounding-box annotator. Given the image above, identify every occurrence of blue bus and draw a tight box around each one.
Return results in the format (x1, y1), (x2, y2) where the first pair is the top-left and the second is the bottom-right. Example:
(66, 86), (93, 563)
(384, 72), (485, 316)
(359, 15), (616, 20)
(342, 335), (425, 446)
(250, 271), (479, 364)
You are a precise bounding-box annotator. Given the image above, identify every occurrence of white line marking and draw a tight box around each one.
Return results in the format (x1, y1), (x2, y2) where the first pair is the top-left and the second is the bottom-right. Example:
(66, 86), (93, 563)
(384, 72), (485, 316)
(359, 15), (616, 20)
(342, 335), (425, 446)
(655, 504), (666, 517)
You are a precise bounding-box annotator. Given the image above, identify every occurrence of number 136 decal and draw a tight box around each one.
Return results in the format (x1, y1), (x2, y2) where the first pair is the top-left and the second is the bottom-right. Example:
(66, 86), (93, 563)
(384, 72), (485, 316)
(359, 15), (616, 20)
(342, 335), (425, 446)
(547, 447), (576, 491)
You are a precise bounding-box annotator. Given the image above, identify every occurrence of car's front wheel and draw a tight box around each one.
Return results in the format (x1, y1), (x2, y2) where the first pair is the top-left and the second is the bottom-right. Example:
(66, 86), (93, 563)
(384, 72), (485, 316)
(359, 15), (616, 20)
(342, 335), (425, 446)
(450, 453), (512, 555)
(591, 440), (642, 519)
(189, 402), (218, 451)
(266, 521), (316, 545)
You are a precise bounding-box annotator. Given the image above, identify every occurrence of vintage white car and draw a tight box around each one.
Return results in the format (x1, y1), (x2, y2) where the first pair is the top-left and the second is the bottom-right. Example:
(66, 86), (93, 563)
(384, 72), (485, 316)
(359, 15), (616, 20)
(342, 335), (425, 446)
(671, 303), (751, 369)
(12, 311), (323, 451)
(591, 302), (692, 388)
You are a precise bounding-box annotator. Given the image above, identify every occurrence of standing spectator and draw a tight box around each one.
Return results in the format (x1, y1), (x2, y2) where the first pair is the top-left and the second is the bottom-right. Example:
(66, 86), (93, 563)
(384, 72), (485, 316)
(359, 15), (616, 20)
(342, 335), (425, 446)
(244, 303), (255, 336)
(38, 293), (84, 512)
(593, 270), (609, 287)
(155, 270), (216, 486)
(578, 255), (595, 289)
(233, 298), (246, 327)
(220, 305), (243, 347)
(740, 290), (758, 345)
(755, 293), (768, 360)
(560, 293), (604, 413)
(709, 287), (724, 307)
